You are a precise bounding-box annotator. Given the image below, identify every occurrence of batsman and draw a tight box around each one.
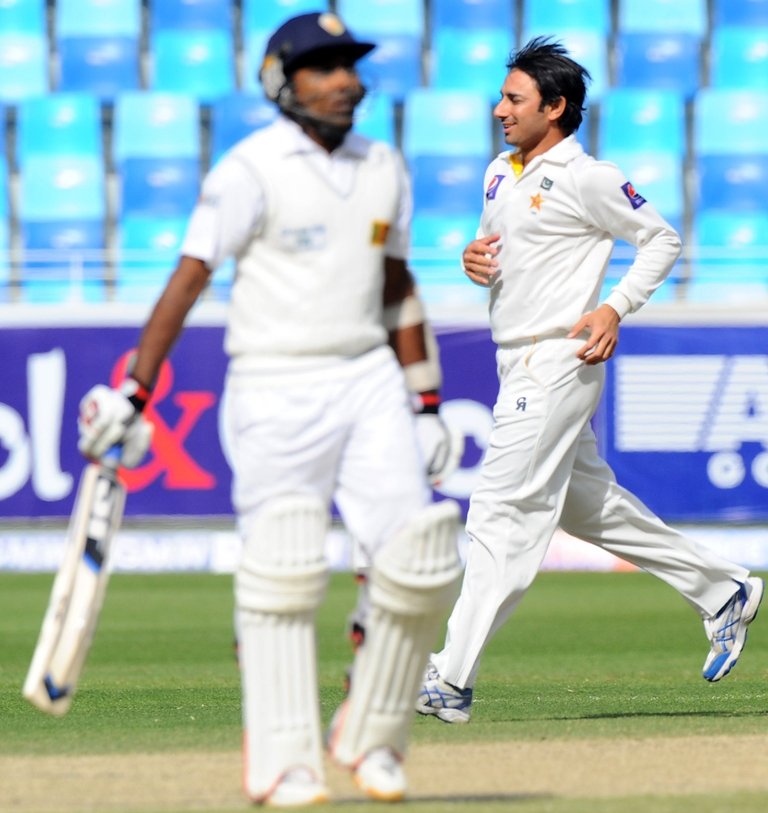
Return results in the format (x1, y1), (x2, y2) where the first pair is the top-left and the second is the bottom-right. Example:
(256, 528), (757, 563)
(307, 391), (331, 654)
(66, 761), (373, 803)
(76, 12), (463, 807)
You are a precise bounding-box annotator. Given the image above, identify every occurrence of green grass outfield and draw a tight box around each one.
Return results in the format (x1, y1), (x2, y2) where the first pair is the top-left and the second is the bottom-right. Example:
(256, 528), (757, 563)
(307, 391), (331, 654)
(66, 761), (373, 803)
(1, 570), (766, 812)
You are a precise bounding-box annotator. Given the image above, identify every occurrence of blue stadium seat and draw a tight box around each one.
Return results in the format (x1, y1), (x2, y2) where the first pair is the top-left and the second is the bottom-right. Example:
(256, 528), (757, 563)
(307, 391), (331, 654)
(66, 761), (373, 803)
(56, 0), (140, 36)
(402, 89), (492, 159)
(432, 0), (515, 30)
(618, 0), (708, 37)
(0, 157), (8, 218)
(430, 28), (513, 96)
(150, 29), (235, 102)
(19, 156), (106, 221)
(242, 31), (272, 93)
(0, 103), (6, 157)
(598, 89), (685, 156)
(614, 32), (702, 98)
(336, 0), (423, 36)
(523, 0), (610, 35)
(150, 0), (233, 31)
(210, 93), (278, 163)
(694, 90), (768, 155)
(57, 35), (140, 98)
(113, 92), (201, 162)
(119, 157), (200, 217)
(710, 27), (768, 89)
(409, 154), (487, 215)
(714, 0), (768, 26)
(241, 0), (329, 37)
(599, 150), (684, 222)
(0, 33), (48, 101)
(696, 154), (768, 213)
(354, 92), (396, 144)
(16, 94), (103, 165)
(356, 33), (422, 101)
(115, 215), (186, 302)
(0, 159), (8, 296)
(0, 0), (45, 33)
(20, 219), (106, 303)
(521, 28), (608, 100)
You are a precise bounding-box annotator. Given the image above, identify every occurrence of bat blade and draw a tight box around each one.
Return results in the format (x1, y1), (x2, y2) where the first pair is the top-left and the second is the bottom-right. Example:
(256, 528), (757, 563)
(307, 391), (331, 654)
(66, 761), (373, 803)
(23, 457), (126, 716)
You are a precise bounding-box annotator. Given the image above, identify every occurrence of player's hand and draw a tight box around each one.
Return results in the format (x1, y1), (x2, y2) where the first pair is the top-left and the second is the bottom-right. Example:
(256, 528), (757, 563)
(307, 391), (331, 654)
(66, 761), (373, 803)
(78, 383), (153, 468)
(568, 304), (620, 365)
(415, 412), (464, 486)
(462, 234), (501, 287)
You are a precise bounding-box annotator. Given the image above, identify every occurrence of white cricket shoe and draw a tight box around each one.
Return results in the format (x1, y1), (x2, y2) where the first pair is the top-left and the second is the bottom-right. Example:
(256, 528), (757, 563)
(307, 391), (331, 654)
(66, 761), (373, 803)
(415, 662), (473, 723)
(353, 747), (406, 802)
(265, 767), (329, 807)
(703, 576), (764, 682)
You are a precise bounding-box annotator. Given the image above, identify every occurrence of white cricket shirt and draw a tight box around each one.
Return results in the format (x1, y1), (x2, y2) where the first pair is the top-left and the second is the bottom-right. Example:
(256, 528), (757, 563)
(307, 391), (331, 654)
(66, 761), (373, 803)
(479, 135), (682, 345)
(181, 116), (411, 371)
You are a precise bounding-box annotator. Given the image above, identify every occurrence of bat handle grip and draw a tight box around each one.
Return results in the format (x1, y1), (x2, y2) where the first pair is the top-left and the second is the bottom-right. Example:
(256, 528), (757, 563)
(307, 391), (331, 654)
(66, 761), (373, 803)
(102, 444), (123, 470)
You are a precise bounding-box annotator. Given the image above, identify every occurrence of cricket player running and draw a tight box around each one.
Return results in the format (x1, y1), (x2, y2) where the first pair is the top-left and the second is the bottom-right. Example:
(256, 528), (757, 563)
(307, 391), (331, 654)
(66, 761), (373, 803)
(77, 13), (463, 806)
(417, 37), (764, 725)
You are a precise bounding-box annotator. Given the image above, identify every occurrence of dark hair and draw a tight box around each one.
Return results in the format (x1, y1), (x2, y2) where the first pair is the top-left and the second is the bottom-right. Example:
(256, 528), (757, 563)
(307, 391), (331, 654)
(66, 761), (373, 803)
(506, 36), (590, 135)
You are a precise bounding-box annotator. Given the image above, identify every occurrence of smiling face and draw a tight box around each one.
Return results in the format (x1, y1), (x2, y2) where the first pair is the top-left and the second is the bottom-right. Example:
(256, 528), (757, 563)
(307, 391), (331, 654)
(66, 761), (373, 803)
(493, 69), (567, 164)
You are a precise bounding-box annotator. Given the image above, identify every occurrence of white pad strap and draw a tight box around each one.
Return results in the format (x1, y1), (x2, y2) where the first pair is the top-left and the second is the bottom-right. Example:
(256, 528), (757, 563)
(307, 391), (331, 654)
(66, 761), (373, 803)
(236, 496), (330, 801)
(330, 500), (462, 766)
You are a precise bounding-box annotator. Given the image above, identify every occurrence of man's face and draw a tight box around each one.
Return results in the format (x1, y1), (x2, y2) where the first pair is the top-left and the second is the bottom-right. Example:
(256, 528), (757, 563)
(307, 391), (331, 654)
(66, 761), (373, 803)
(291, 52), (365, 129)
(493, 69), (560, 151)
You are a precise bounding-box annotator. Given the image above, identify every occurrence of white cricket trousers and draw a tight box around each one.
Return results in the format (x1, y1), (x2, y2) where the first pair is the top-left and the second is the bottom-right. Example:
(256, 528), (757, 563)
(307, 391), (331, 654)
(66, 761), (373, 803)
(433, 336), (749, 688)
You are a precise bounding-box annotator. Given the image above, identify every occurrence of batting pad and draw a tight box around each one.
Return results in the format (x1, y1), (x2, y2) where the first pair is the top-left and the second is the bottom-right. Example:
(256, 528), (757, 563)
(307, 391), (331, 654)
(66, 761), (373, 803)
(235, 495), (330, 801)
(330, 500), (462, 766)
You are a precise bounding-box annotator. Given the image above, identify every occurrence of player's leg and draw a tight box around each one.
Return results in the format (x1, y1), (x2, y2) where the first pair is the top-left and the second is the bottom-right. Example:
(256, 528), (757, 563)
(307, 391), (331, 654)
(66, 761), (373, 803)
(428, 340), (604, 694)
(561, 425), (762, 680)
(328, 500), (463, 800)
(236, 495), (330, 806)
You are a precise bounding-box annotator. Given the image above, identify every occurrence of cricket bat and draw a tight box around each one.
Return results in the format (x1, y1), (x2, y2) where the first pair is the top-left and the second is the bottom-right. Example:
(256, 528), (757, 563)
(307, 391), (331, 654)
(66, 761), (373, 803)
(23, 447), (126, 716)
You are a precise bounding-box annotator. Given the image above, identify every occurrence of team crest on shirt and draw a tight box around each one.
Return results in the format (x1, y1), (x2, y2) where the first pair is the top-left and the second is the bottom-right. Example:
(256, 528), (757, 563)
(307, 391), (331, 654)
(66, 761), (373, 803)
(485, 174), (505, 200)
(370, 221), (390, 245)
(621, 181), (647, 209)
(541, 177), (554, 190)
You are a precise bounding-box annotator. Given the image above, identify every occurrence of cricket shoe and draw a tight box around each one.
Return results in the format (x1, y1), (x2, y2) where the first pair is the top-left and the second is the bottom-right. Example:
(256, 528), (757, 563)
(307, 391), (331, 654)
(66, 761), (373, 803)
(415, 662), (473, 723)
(353, 747), (406, 802)
(702, 576), (764, 682)
(264, 767), (329, 807)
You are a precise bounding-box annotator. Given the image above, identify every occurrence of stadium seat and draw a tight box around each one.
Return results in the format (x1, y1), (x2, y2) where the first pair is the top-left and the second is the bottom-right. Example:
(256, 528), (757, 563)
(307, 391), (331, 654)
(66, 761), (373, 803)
(16, 94), (103, 165)
(356, 33), (422, 101)
(618, 0), (708, 37)
(119, 157), (201, 217)
(113, 92), (201, 162)
(691, 211), (768, 284)
(430, 28), (513, 96)
(57, 35), (140, 98)
(694, 90), (768, 155)
(0, 33), (48, 102)
(709, 27), (768, 89)
(150, 29), (236, 102)
(56, 0), (140, 36)
(0, 0), (45, 34)
(597, 89), (685, 156)
(713, 0), (768, 26)
(241, 0), (329, 37)
(18, 156), (106, 221)
(337, 0), (423, 36)
(432, 0), (515, 30)
(115, 215), (186, 302)
(354, 92), (396, 145)
(523, 0), (611, 35)
(598, 150), (684, 222)
(210, 93), (278, 163)
(614, 32), (702, 98)
(150, 0), (233, 31)
(402, 89), (492, 159)
(0, 103), (5, 158)
(241, 30), (272, 93)
(696, 154), (768, 213)
(19, 219), (106, 303)
(409, 154), (487, 215)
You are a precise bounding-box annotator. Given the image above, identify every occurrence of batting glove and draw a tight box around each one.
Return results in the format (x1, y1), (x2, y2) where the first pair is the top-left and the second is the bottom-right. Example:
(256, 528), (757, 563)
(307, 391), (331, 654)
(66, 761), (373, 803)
(414, 394), (464, 486)
(77, 379), (153, 468)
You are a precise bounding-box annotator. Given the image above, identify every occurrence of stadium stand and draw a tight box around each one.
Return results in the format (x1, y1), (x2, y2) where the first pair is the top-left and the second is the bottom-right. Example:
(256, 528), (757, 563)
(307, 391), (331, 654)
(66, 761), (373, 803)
(210, 93), (278, 164)
(597, 89), (685, 156)
(613, 32), (703, 98)
(115, 215), (185, 302)
(55, 0), (141, 36)
(357, 32), (422, 101)
(713, 0), (768, 26)
(618, 0), (708, 37)
(57, 35), (141, 98)
(523, 0), (611, 35)
(150, 0), (233, 31)
(432, 0), (516, 30)
(709, 26), (768, 89)
(429, 28), (513, 95)
(336, 0), (424, 37)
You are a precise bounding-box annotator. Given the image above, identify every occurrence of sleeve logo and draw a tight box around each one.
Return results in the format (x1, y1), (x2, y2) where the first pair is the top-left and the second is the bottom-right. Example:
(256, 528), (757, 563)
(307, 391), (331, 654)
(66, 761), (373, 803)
(621, 181), (646, 209)
(485, 174), (505, 200)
